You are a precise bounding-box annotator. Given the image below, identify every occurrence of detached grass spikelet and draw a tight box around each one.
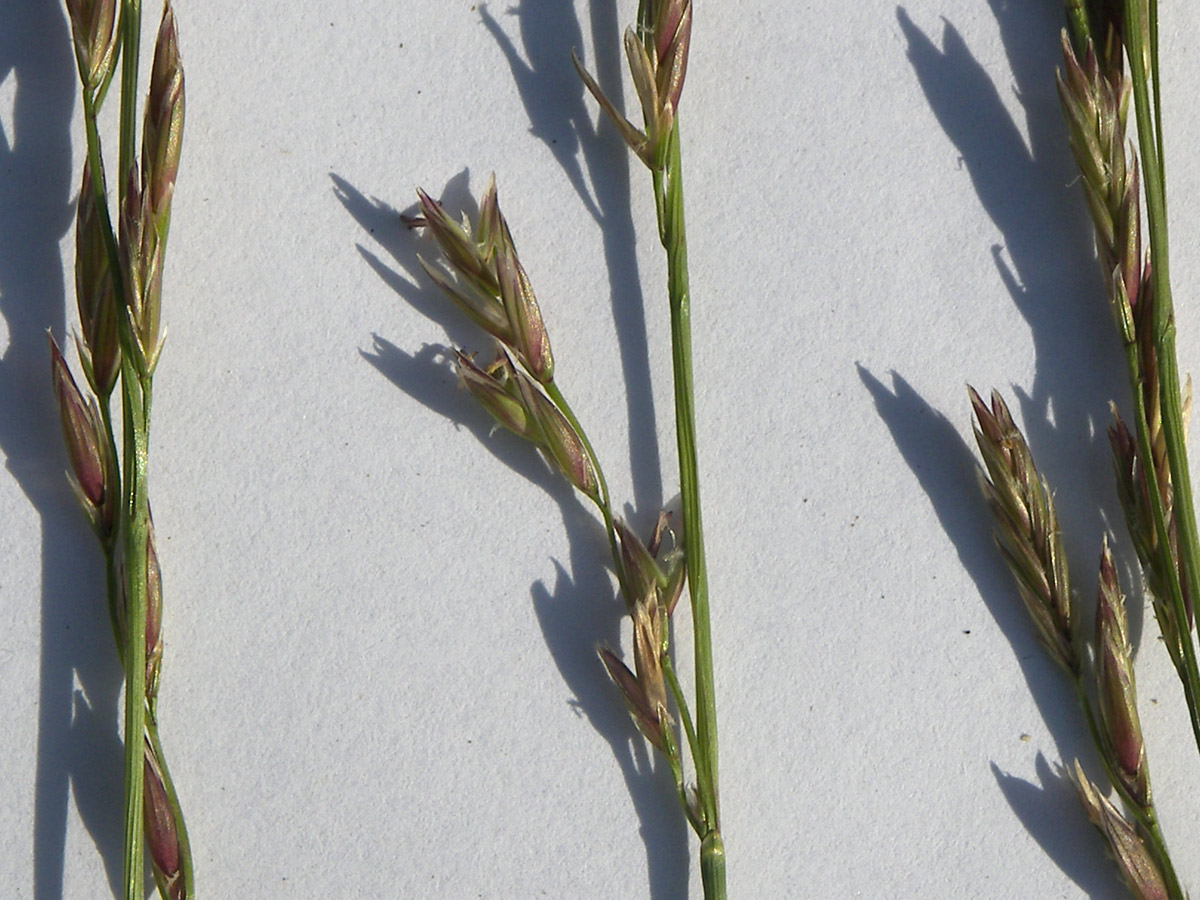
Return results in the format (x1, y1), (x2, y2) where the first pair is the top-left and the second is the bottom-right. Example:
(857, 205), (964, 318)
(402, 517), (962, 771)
(573, 0), (692, 169)
(65, 0), (119, 99)
(414, 179), (554, 383)
(969, 386), (1075, 673)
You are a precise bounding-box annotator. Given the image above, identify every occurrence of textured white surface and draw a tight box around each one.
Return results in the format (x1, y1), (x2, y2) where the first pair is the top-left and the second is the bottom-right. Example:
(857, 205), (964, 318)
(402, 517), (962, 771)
(3, 1), (1200, 897)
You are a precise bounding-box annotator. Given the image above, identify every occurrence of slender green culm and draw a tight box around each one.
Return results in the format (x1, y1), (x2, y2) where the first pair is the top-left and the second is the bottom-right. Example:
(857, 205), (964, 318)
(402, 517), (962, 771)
(120, 362), (150, 900)
(655, 123), (726, 897)
(576, 1), (725, 896)
(119, 0), (142, 205)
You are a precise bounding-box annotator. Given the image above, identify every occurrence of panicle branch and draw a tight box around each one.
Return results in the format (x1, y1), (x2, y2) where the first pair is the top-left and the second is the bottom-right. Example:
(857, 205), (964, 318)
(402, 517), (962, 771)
(411, 179), (706, 847)
(969, 389), (1182, 894)
(410, 182), (607, 500)
(409, 2), (726, 893)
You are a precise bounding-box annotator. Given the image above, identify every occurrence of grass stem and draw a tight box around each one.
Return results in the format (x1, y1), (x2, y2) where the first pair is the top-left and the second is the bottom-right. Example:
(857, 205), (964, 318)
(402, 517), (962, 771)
(119, 0), (142, 202)
(543, 379), (629, 599)
(119, 363), (150, 900)
(652, 121), (725, 900)
(115, 5), (153, 893)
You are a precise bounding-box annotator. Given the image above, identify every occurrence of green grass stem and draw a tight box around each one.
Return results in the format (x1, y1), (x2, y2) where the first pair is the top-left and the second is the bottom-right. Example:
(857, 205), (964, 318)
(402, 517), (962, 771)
(118, 0), (142, 206)
(652, 121), (725, 900)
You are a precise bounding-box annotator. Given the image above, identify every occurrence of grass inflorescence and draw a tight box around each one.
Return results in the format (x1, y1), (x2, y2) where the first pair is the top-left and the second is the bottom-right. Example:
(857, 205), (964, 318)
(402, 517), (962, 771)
(970, 3), (1197, 897)
(54, 2), (192, 897)
(404, 1), (725, 897)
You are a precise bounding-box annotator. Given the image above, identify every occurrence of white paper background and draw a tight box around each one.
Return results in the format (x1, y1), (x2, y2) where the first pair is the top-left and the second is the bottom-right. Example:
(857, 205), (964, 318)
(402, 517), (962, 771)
(4, 1), (1200, 897)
